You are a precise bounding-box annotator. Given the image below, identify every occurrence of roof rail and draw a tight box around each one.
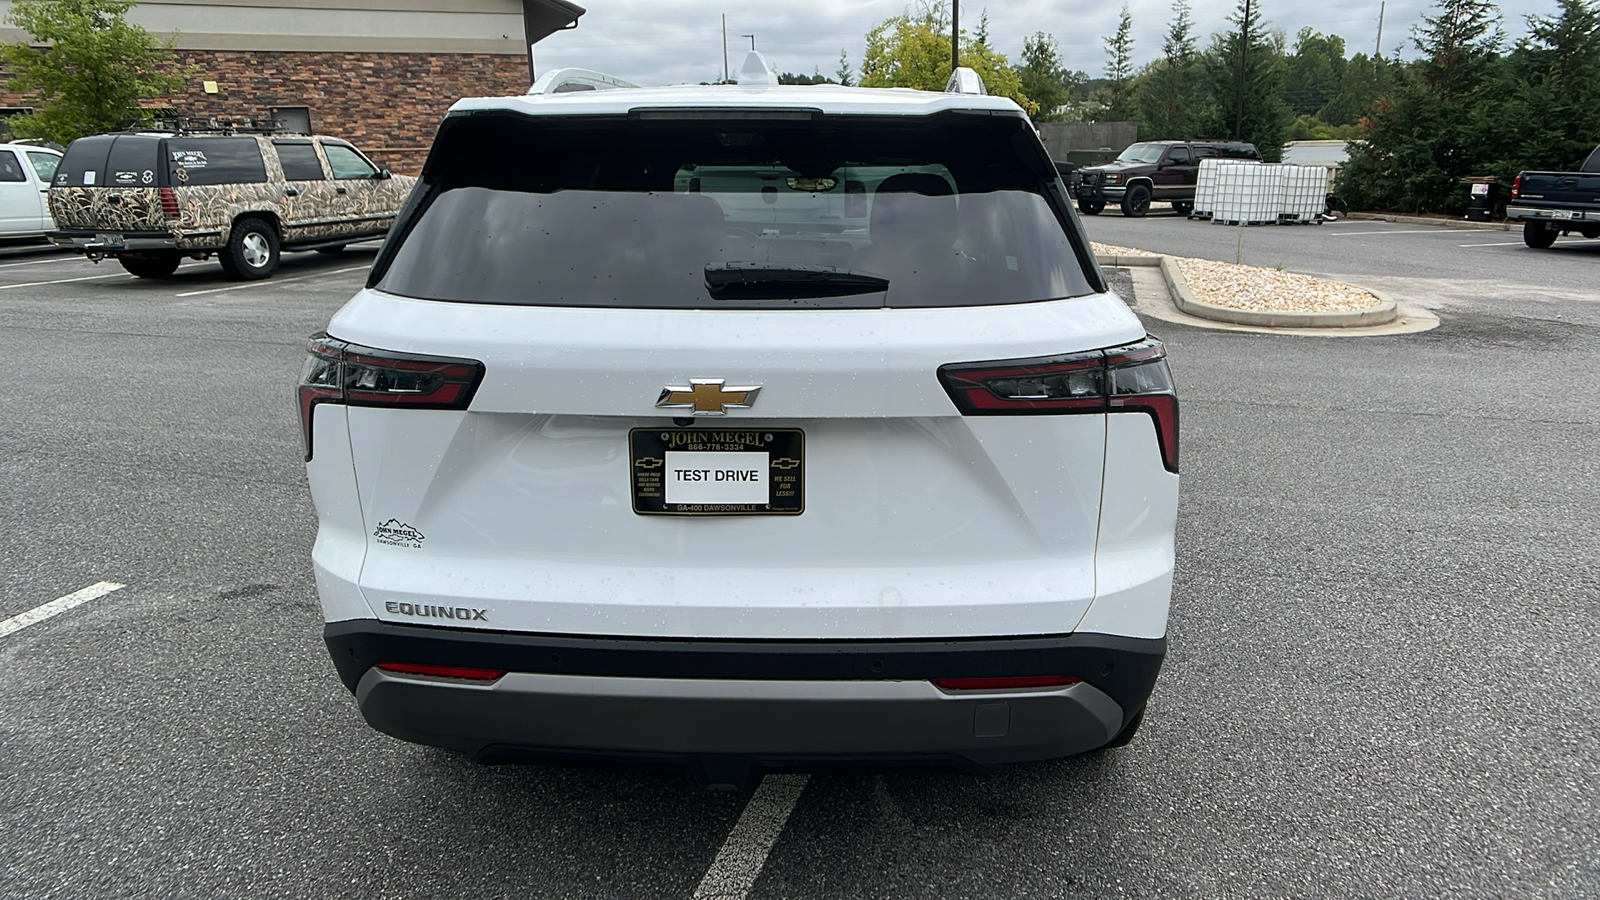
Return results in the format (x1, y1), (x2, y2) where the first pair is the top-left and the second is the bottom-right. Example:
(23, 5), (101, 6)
(527, 67), (640, 95)
(945, 67), (987, 95)
(126, 114), (302, 136)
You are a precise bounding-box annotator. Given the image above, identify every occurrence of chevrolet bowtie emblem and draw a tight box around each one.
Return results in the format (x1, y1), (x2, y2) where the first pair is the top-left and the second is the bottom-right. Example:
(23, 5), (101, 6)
(657, 379), (762, 416)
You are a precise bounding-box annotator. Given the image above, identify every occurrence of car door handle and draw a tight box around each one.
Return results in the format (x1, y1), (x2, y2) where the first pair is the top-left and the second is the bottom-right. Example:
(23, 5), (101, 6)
(285, 188), (299, 197)
(336, 186), (348, 195)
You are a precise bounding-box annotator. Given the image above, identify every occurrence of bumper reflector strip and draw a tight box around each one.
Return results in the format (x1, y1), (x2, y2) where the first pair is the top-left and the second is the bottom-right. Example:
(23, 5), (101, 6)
(377, 662), (506, 681)
(931, 675), (1081, 691)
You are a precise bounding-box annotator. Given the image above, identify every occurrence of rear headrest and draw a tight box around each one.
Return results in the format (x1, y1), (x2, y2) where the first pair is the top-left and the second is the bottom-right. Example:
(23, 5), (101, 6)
(874, 173), (954, 197)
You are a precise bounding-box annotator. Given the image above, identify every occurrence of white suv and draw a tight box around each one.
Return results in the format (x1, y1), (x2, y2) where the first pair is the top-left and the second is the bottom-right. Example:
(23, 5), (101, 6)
(301, 58), (1179, 788)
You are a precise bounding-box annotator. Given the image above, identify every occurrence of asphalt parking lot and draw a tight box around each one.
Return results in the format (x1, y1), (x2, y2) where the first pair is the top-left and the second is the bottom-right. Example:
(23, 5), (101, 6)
(2, 230), (1596, 898)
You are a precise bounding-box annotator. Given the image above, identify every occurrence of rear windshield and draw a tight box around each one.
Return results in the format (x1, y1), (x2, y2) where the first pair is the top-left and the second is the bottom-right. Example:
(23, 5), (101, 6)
(372, 112), (1096, 310)
(55, 135), (115, 186)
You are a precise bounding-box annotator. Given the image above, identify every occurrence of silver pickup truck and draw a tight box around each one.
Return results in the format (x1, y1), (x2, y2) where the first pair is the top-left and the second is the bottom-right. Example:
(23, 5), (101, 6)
(49, 131), (415, 279)
(1507, 145), (1600, 249)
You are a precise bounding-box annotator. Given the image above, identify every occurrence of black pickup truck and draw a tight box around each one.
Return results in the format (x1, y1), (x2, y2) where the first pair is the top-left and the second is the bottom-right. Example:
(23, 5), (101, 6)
(1507, 145), (1600, 249)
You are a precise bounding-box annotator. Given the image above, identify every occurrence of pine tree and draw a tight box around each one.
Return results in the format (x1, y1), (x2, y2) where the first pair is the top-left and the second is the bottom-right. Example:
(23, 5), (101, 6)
(836, 48), (854, 86)
(1101, 4), (1136, 121)
(1138, 0), (1202, 138)
(1198, 0), (1291, 159)
(1340, 0), (1511, 212)
(1018, 32), (1072, 121)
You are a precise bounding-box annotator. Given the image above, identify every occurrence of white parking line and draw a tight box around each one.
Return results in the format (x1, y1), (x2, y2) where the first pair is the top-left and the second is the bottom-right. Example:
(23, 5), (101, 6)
(0, 582), (126, 639)
(1459, 241), (1534, 248)
(0, 256), (83, 270)
(691, 774), (809, 900)
(1329, 229), (1483, 236)
(0, 272), (128, 290)
(174, 265), (367, 297)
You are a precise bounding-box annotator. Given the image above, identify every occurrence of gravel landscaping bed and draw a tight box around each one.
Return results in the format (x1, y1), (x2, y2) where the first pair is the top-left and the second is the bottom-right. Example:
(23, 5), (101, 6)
(1091, 242), (1385, 314)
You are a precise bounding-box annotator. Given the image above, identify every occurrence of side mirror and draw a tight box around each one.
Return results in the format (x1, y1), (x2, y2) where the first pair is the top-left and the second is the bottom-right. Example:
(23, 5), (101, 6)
(378, 168), (392, 180)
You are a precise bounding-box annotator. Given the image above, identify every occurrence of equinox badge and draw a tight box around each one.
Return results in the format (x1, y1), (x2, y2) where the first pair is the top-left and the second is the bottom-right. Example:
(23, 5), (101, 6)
(656, 379), (762, 416)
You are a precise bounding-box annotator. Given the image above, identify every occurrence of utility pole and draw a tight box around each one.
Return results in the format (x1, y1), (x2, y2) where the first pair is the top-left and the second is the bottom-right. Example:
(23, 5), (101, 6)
(951, 0), (960, 71)
(741, 33), (755, 51)
(722, 14), (729, 82)
(1234, 0), (1251, 141)
(1375, 1), (1386, 59)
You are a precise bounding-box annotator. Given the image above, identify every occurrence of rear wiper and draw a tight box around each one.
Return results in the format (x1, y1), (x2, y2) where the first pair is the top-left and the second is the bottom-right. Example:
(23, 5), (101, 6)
(705, 263), (889, 299)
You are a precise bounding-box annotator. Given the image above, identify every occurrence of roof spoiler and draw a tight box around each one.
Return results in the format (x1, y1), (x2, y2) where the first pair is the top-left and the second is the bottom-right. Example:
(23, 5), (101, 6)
(945, 67), (987, 95)
(527, 68), (641, 95)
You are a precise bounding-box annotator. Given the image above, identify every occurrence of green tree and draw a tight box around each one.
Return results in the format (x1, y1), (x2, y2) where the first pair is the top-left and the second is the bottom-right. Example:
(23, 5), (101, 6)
(860, 5), (1035, 115)
(1284, 28), (1348, 116)
(1017, 32), (1072, 120)
(1513, 0), (1600, 168)
(1198, 0), (1292, 159)
(836, 48), (854, 87)
(779, 71), (833, 85)
(1339, 0), (1509, 212)
(1319, 52), (1396, 125)
(2, 0), (187, 144)
(1099, 4), (1137, 121)
(1138, 0), (1203, 138)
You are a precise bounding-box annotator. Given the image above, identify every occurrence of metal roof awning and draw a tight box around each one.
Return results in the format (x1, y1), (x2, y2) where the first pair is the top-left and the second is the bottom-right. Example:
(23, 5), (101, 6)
(523, 0), (585, 81)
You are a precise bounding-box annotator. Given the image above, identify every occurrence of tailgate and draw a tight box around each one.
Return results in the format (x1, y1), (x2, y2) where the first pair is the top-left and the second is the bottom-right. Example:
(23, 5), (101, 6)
(1518, 172), (1600, 209)
(48, 186), (165, 232)
(50, 133), (167, 232)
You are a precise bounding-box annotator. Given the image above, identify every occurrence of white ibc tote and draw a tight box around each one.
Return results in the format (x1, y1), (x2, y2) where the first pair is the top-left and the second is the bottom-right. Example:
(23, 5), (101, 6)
(1193, 158), (1261, 219)
(1277, 165), (1330, 223)
(1212, 164), (1283, 225)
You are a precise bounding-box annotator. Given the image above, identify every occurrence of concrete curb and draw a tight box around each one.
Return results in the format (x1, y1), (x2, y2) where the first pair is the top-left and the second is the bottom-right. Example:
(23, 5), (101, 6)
(1096, 253), (1399, 328)
(1346, 212), (1512, 232)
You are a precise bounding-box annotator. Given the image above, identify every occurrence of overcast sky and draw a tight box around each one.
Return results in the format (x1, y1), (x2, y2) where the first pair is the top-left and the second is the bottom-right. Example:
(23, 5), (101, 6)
(533, 0), (1553, 86)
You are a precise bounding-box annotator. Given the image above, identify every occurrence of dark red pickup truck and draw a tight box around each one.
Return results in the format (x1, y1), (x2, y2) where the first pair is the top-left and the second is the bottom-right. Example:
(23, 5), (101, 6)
(1507, 145), (1600, 249)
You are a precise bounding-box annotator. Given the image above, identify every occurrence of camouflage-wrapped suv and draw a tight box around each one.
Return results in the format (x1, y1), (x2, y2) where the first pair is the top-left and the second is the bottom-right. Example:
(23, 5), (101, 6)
(48, 132), (416, 280)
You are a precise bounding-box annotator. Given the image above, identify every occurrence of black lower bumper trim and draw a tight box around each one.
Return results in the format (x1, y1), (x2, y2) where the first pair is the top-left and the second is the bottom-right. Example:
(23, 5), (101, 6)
(323, 621), (1165, 718)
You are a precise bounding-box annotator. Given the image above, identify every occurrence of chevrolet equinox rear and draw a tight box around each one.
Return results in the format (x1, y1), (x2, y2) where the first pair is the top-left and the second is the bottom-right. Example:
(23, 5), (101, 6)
(302, 62), (1179, 787)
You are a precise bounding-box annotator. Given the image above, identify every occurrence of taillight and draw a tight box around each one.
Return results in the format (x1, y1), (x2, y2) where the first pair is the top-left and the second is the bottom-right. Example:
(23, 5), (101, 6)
(933, 675), (1081, 691)
(158, 187), (180, 220)
(939, 337), (1179, 473)
(377, 662), (505, 681)
(297, 333), (484, 460)
(1510, 174), (1521, 200)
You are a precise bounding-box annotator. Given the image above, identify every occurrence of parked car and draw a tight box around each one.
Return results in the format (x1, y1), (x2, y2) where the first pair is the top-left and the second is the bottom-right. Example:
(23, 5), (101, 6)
(301, 57), (1180, 788)
(1507, 145), (1600, 249)
(1074, 140), (1260, 217)
(48, 130), (416, 279)
(0, 142), (63, 239)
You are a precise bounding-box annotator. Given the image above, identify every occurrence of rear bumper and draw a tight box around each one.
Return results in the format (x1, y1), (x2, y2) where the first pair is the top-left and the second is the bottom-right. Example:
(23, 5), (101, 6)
(327, 621), (1164, 768)
(52, 230), (177, 252)
(1506, 205), (1593, 222)
(51, 230), (223, 252)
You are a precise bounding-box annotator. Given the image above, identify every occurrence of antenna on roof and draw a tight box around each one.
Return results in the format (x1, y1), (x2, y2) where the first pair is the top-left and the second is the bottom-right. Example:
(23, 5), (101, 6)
(736, 50), (779, 87)
(945, 67), (987, 95)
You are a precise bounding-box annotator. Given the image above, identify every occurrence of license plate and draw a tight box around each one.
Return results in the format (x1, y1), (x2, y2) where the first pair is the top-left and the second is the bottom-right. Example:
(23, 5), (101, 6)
(1553, 210), (1574, 220)
(630, 428), (804, 516)
(94, 232), (126, 247)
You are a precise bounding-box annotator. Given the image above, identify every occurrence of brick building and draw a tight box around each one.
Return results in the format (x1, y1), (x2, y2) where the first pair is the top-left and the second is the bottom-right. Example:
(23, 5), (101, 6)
(0, 0), (581, 173)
